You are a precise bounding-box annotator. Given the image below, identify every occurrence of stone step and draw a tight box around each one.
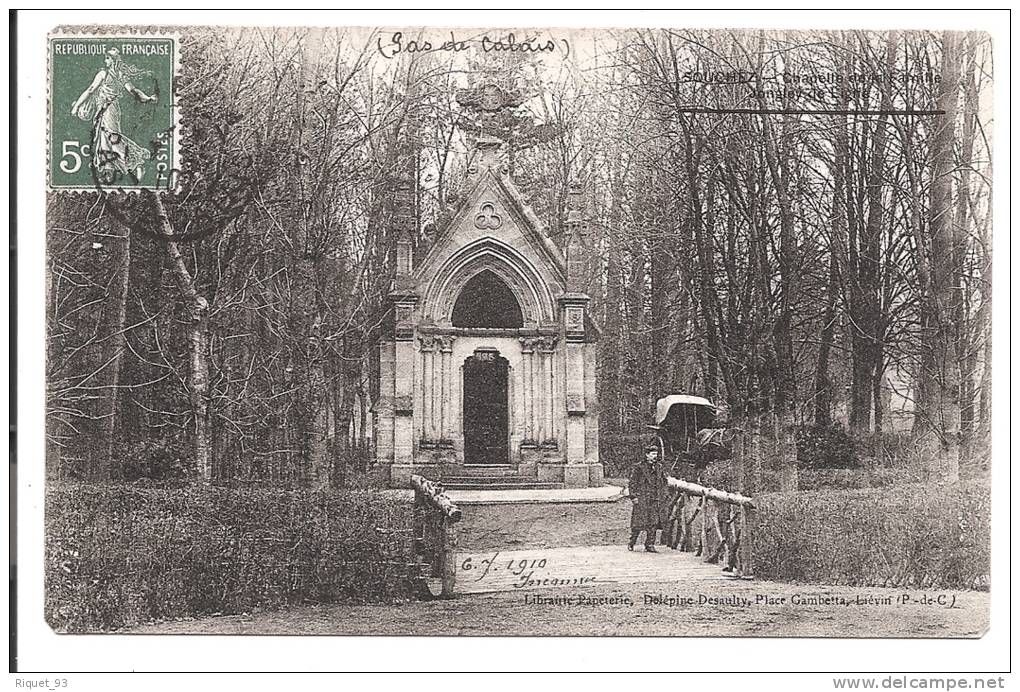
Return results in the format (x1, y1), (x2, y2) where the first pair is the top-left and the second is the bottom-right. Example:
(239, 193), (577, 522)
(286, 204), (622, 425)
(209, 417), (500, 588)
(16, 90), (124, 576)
(447, 484), (623, 506)
(441, 475), (551, 484)
(441, 478), (564, 491)
(439, 465), (519, 478)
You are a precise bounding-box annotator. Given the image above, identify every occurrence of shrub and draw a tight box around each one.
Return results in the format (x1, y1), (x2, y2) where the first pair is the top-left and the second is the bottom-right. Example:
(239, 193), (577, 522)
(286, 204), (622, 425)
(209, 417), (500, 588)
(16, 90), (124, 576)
(854, 430), (915, 466)
(751, 481), (990, 590)
(701, 458), (740, 488)
(796, 425), (860, 469)
(796, 467), (923, 491)
(120, 439), (194, 483)
(45, 483), (417, 632)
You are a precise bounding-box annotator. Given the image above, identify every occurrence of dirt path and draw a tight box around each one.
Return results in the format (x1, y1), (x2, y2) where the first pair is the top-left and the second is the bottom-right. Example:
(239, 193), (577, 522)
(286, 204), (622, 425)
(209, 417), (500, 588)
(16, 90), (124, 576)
(131, 497), (988, 637)
(135, 578), (986, 637)
(455, 496), (635, 551)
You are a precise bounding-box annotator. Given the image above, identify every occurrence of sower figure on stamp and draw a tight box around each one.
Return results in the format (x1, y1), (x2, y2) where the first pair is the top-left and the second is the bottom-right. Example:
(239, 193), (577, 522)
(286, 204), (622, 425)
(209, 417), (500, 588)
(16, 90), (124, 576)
(628, 441), (668, 552)
(70, 47), (158, 183)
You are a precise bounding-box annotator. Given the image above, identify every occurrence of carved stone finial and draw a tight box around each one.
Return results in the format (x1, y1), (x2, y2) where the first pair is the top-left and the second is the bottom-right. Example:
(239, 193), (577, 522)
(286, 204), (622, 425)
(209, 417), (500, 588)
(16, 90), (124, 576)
(564, 180), (588, 291)
(457, 83), (497, 112)
(565, 180), (586, 230)
(456, 83), (524, 113)
(467, 136), (508, 179)
(391, 173), (415, 278)
(395, 233), (413, 276)
(477, 135), (502, 152)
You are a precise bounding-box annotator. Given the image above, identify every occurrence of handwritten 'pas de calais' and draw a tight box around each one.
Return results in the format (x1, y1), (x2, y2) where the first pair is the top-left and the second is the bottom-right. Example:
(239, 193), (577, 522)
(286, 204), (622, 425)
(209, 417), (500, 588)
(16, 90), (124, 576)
(377, 31), (565, 59)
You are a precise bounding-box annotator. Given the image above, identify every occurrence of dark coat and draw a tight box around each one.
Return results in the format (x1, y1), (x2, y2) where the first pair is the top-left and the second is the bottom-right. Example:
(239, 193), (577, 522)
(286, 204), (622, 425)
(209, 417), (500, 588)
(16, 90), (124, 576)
(628, 461), (667, 530)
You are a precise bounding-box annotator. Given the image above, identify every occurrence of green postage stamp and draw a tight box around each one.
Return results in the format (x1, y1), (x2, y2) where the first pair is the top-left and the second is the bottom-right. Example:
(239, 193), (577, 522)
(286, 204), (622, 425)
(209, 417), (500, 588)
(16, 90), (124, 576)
(49, 33), (178, 192)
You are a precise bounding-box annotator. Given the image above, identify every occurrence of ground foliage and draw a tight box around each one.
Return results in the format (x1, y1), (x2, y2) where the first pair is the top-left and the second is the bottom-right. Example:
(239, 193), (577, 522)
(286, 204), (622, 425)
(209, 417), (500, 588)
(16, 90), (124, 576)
(45, 483), (417, 631)
(751, 481), (990, 590)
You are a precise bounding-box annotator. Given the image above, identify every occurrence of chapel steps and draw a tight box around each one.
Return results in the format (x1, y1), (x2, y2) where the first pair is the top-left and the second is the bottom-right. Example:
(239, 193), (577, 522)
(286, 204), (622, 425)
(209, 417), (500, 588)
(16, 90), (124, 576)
(439, 475), (564, 490)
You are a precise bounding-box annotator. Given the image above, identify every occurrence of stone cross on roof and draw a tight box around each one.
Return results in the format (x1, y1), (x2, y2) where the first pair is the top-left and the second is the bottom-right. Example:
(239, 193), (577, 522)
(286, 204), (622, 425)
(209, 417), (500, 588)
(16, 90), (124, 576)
(455, 82), (534, 150)
(455, 81), (561, 176)
(455, 83), (528, 116)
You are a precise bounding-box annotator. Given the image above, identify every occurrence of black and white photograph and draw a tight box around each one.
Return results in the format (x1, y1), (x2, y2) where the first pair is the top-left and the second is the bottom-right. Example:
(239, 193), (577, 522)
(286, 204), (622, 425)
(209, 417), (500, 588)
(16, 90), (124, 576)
(12, 8), (1012, 678)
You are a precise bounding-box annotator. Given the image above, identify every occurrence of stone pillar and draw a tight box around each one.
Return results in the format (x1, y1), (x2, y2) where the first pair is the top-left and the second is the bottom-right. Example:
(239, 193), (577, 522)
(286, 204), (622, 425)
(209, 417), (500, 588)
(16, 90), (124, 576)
(534, 335), (561, 483)
(561, 296), (590, 487)
(376, 340), (395, 467)
(438, 335), (455, 440)
(429, 344), (438, 439)
(584, 341), (603, 484)
(419, 336), (438, 440)
(383, 168), (419, 486)
(539, 336), (557, 445)
(518, 337), (541, 477)
(563, 345), (588, 486)
(528, 341), (536, 441)
(520, 337), (537, 442)
(389, 295), (418, 485)
(533, 343), (544, 443)
(394, 341), (414, 464)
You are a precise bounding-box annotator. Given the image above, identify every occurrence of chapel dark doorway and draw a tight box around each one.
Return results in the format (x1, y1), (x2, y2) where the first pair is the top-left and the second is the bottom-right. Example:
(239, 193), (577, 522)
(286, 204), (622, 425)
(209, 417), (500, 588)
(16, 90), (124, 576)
(452, 270), (524, 328)
(463, 350), (510, 465)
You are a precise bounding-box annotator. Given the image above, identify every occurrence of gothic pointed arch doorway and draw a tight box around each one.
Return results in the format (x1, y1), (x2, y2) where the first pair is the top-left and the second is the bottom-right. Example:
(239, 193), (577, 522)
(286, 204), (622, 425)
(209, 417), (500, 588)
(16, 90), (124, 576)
(463, 348), (510, 465)
(451, 269), (524, 329)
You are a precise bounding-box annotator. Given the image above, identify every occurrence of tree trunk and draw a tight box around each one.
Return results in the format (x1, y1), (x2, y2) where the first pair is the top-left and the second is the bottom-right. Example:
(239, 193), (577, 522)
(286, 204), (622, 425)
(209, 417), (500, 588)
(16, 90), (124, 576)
(977, 191), (992, 441)
(760, 109), (798, 492)
(872, 354), (885, 435)
(600, 222), (623, 438)
(45, 249), (62, 479)
(849, 35), (897, 434)
(152, 192), (212, 482)
(915, 31), (963, 482)
(689, 136), (738, 410)
(955, 37), (979, 457)
(292, 28), (333, 488)
(815, 100), (848, 429)
(978, 333), (991, 439)
(102, 215), (131, 480)
(813, 253), (838, 429)
(306, 306), (330, 489)
(739, 413), (764, 496)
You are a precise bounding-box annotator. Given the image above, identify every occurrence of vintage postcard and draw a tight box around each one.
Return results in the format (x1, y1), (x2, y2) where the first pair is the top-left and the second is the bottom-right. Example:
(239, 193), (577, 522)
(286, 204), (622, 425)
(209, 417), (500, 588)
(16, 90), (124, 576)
(21, 13), (1004, 669)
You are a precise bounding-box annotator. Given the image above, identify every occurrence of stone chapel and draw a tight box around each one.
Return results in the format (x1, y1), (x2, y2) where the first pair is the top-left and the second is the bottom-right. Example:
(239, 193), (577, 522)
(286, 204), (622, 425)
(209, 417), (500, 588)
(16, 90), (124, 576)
(375, 136), (602, 488)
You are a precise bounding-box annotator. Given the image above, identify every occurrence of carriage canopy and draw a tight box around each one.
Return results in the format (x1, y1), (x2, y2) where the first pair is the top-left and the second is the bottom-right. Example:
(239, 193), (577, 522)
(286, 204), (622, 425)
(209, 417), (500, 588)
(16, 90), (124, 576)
(650, 395), (727, 469)
(653, 395), (717, 427)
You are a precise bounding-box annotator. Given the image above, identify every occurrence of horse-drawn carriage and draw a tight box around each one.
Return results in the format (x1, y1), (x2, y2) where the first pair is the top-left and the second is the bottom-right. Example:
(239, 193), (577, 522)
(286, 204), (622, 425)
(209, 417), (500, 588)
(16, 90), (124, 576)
(648, 394), (740, 558)
(648, 394), (732, 480)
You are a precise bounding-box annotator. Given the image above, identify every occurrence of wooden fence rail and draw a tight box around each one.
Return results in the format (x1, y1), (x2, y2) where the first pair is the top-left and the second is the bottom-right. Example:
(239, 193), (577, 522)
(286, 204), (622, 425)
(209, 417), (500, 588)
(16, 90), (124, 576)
(411, 474), (461, 598)
(664, 476), (755, 578)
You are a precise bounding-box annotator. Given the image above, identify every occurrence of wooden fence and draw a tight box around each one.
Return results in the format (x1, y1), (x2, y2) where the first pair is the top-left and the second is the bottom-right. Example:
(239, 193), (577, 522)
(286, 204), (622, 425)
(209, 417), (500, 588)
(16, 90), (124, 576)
(411, 474), (462, 598)
(663, 476), (755, 578)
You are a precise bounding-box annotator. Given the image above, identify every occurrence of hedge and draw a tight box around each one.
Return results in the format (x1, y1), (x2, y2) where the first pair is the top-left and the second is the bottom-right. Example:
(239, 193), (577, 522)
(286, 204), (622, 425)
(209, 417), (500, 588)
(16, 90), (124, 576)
(45, 484), (417, 632)
(795, 467), (919, 491)
(751, 481), (990, 590)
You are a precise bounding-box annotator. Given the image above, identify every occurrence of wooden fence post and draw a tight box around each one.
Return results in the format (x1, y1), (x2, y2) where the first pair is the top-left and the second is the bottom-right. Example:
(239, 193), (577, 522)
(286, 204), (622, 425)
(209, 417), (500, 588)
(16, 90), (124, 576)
(412, 475), (462, 599)
(665, 475), (755, 577)
(412, 488), (424, 555)
(441, 517), (458, 598)
(699, 493), (709, 559)
(739, 505), (755, 578)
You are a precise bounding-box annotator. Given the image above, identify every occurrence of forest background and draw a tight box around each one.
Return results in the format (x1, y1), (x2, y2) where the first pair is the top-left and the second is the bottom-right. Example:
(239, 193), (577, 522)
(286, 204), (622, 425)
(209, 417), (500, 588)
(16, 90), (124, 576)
(45, 27), (993, 491)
